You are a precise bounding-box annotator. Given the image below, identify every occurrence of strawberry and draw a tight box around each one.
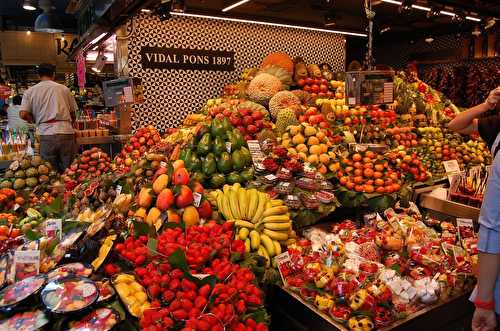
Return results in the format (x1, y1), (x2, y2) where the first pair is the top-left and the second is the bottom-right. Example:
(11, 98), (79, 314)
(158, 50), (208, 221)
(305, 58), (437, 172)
(172, 309), (188, 321)
(198, 284), (211, 298)
(194, 296), (207, 309)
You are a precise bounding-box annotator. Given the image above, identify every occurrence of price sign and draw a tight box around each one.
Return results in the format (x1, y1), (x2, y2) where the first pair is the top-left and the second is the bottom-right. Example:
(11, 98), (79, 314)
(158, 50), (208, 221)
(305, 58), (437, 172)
(225, 142), (232, 153)
(443, 160), (461, 183)
(45, 219), (62, 240)
(193, 192), (202, 208)
(116, 185), (123, 195)
(14, 250), (40, 281)
(246, 140), (265, 165)
(274, 252), (291, 286)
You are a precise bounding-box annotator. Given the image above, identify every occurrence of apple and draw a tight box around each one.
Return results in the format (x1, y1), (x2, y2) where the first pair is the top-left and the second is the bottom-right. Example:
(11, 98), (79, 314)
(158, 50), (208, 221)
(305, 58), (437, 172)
(247, 124), (257, 133)
(255, 120), (264, 128)
(318, 92), (326, 97)
(311, 84), (320, 93)
(251, 111), (263, 120)
(237, 126), (246, 134)
(215, 113), (225, 120)
(297, 79), (306, 87)
(314, 79), (321, 85)
(230, 115), (241, 127)
(242, 115), (253, 126)
(305, 78), (313, 85)
(239, 108), (251, 116)
(319, 84), (328, 92)
(223, 109), (232, 117)
(303, 85), (311, 92)
(321, 78), (328, 85)
(244, 134), (253, 141)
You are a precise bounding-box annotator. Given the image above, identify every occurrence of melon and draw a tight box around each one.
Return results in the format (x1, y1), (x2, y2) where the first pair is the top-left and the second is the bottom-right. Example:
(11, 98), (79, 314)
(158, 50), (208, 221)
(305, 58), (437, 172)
(246, 73), (283, 105)
(261, 52), (294, 75)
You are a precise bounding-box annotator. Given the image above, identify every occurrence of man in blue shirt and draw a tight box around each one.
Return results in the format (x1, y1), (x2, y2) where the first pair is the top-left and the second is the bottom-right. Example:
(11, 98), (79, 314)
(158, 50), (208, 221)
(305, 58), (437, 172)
(449, 87), (500, 331)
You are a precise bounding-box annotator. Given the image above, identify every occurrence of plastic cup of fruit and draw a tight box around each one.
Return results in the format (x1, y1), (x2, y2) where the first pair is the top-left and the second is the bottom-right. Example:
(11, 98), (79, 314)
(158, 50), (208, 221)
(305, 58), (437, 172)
(0, 274), (47, 313)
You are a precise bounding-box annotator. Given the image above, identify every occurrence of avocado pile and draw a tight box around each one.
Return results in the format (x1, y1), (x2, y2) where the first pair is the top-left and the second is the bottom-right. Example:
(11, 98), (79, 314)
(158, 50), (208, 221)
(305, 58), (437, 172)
(180, 117), (255, 188)
(1, 155), (56, 190)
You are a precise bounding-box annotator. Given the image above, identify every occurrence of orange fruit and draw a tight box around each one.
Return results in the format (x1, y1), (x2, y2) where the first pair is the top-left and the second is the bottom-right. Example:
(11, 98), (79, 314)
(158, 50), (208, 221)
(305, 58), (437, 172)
(364, 185), (375, 193)
(354, 162), (363, 169)
(373, 171), (383, 179)
(345, 166), (354, 173)
(354, 169), (363, 176)
(385, 186), (394, 194)
(355, 185), (364, 192)
(346, 182), (355, 190)
(364, 162), (374, 169)
(365, 151), (376, 159)
(374, 178), (384, 186)
(374, 164), (384, 171)
(340, 176), (348, 185)
(392, 183), (401, 192)
(354, 176), (364, 184)
(363, 168), (374, 178)
(341, 158), (350, 165)
(352, 153), (362, 162)
(365, 180), (374, 185)
(376, 186), (386, 193)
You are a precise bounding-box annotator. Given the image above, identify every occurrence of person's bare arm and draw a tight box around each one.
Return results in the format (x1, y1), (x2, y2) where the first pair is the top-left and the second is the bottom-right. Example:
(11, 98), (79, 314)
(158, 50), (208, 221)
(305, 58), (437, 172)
(448, 103), (489, 134)
(20, 111), (34, 123)
(477, 252), (500, 302)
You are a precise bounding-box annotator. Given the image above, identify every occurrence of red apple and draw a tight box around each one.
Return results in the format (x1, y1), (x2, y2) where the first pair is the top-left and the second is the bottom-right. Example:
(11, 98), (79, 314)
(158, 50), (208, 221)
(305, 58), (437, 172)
(311, 85), (320, 93)
(239, 108), (251, 116)
(223, 109), (232, 117)
(215, 113), (225, 120)
(255, 120), (264, 128)
(319, 84), (328, 92)
(303, 85), (311, 92)
(247, 124), (258, 133)
(305, 78), (313, 85)
(314, 78), (321, 85)
(244, 134), (253, 141)
(238, 126), (247, 134)
(230, 115), (241, 126)
(297, 79), (306, 87)
(251, 111), (263, 120)
(242, 115), (253, 126)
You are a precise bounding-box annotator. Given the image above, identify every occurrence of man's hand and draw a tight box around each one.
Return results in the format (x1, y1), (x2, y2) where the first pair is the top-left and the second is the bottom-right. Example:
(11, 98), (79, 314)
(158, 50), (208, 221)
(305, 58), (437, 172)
(472, 307), (497, 331)
(19, 111), (34, 124)
(486, 87), (500, 109)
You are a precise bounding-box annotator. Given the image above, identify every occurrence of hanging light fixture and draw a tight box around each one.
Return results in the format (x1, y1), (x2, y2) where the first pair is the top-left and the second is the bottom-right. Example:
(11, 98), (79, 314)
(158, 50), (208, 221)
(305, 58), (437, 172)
(34, 0), (63, 33)
(399, 0), (414, 14)
(471, 25), (482, 36)
(425, 35), (434, 43)
(23, 0), (37, 11)
(426, 5), (441, 19)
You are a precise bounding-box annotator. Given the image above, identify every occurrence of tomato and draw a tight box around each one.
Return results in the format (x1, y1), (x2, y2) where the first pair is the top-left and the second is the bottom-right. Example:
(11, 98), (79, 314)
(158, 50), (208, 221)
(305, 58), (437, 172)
(10, 228), (21, 238)
(0, 225), (9, 236)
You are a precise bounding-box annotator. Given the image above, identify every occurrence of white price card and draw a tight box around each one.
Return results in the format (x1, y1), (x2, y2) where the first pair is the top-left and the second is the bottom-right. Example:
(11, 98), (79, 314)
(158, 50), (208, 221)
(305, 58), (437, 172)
(14, 250), (40, 281)
(443, 160), (461, 183)
(45, 218), (62, 240)
(274, 251), (291, 286)
(160, 161), (167, 168)
(193, 192), (202, 208)
(225, 142), (232, 153)
(116, 185), (123, 195)
(246, 140), (266, 164)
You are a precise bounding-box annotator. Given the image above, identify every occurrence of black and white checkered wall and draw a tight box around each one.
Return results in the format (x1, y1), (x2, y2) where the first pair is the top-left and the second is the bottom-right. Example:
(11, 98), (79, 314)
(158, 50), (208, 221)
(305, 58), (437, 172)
(127, 14), (346, 130)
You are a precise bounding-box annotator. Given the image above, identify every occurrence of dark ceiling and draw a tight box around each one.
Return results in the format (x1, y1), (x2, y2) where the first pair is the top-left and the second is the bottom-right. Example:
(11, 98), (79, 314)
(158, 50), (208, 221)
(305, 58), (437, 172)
(0, 0), (498, 39)
(0, 0), (76, 32)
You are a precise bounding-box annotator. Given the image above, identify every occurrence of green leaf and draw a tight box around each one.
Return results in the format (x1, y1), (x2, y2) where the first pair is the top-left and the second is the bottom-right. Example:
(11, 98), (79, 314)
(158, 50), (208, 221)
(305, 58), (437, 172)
(147, 238), (158, 255)
(242, 307), (270, 324)
(131, 219), (156, 238)
(62, 220), (84, 233)
(168, 248), (189, 272)
(25, 229), (42, 241)
(367, 194), (395, 212)
(162, 221), (185, 231)
(45, 238), (60, 255)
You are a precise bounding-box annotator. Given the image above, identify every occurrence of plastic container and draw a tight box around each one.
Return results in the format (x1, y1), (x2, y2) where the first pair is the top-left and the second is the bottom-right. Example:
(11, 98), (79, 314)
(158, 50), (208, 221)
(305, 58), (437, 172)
(0, 274), (47, 313)
(95, 279), (115, 303)
(275, 181), (294, 195)
(41, 276), (99, 315)
(66, 307), (120, 331)
(0, 309), (49, 331)
(47, 263), (93, 282)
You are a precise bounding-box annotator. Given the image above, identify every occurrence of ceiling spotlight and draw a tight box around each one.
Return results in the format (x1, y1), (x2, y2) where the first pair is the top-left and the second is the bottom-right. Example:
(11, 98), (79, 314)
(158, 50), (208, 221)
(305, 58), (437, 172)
(141, 8), (152, 13)
(472, 26), (481, 36)
(409, 39), (416, 45)
(156, 0), (172, 21)
(222, 0), (251, 12)
(399, 0), (414, 14)
(34, 0), (63, 33)
(425, 35), (434, 43)
(324, 12), (336, 27)
(452, 10), (466, 23)
(23, 0), (37, 10)
(426, 6), (441, 19)
(379, 26), (391, 34)
(484, 17), (496, 30)
(171, 0), (185, 13)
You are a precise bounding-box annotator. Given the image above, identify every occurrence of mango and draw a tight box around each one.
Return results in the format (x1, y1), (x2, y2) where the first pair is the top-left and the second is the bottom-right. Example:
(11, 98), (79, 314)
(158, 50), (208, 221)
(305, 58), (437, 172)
(146, 207), (161, 226)
(138, 188), (153, 208)
(152, 174), (169, 194)
(135, 207), (147, 219)
(156, 188), (174, 211)
(182, 206), (200, 227)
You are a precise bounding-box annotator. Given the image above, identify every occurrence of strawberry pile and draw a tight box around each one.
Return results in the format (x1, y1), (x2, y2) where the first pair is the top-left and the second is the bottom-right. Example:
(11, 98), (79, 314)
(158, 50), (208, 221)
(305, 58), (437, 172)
(114, 235), (151, 266)
(133, 222), (267, 331)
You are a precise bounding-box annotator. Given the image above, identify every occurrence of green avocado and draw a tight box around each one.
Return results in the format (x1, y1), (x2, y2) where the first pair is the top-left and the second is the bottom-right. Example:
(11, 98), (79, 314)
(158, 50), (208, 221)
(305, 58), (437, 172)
(196, 124), (210, 142)
(212, 136), (225, 156)
(191, 171), (205, 184)
(187, 153), (201, 172)
(231, 149), (245, 171)
(197, 133), (212, 156)
(226, 172), (242, 184)
(239, 146), (252, 165)
(217, 152), (233, 174)
(222, 117), (232, 133)
(232, 128), (244, 149)
(240, 167), (255, 181)
(210, 118), (225, 138)
(202, 153), (217, 176)
(209, 173), (226, 188)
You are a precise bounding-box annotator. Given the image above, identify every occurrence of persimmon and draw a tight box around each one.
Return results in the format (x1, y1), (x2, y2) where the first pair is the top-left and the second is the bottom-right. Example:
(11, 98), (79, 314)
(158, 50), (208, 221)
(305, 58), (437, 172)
(354, 176), (364, 184)
(352, 153), (362, 162)
(355, 185), (364, 192)
(364, 185), (375, 193)
(363, 168), (374, 178)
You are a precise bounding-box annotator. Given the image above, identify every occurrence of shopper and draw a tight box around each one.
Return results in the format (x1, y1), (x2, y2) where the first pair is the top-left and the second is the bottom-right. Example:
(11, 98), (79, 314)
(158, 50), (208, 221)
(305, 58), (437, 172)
(19, 63), (78, 172)
(7, 95), (29, 131)
(448, 86), (500, 331)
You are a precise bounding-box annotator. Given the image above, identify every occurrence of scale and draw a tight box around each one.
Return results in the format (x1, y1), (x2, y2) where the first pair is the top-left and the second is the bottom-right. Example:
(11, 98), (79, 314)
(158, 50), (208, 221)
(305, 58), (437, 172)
(345, 70), (395, 106)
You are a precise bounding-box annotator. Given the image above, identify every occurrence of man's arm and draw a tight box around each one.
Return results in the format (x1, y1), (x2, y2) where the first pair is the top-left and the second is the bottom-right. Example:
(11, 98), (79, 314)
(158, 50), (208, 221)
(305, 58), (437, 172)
(19, 92), (34, 124)
(20, 111), (34, 123)
(448, 103), (489, 134)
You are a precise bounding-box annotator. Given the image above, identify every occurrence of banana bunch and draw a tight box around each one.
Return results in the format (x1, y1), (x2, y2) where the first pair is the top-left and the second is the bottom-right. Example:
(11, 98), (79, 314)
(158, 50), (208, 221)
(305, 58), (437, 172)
(209, 183), (297, 267)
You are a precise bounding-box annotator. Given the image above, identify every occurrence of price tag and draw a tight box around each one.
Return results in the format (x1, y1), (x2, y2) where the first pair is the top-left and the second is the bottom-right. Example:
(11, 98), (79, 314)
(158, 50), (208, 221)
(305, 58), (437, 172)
(443, 160), (461, 183)
(45, 218), (62, 240)
(160, 161), (167, 168)
(192, 274), (211, 280)
(246, 140), (266, 164)
(264, 174), (277, 181)
(225, 142), (232, 153)
(193, 192), (202, 207)
(116, 185), (123, 195)
(274, 252), (291, 286)
(13, 204), (20, 211)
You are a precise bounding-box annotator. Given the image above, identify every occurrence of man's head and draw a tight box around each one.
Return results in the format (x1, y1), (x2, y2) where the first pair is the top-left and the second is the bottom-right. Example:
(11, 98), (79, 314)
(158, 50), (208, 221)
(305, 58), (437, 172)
(37, 63), (55, 80)
(12, 95), (22, 106)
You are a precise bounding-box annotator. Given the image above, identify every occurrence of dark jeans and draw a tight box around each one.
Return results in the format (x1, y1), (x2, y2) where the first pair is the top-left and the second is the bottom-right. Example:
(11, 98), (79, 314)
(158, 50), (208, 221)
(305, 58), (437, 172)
(40, 134), (78, 173)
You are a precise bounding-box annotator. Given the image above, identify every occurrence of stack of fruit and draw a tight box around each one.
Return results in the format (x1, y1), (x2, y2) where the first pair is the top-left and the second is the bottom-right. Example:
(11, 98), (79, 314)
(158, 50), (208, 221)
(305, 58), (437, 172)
(455, 140), (491, 169)
(225, 107), (273, 141)
(297, 77), (335, 99)
(114, 126), (161, 173)
(0, 155), (55, 191)
(296, 106), (331, 129)
(62, 147), (111, 186)
(0, 188), (24, 212)
(127, 152), (168, 186)
(387, 147), (430, 183)
(337, 150), (402, 194)
(133, 160), (213, 230)
(279, 123), (337, 174)
(385, 127), (418, 148)
(210, 183), (295, 266)
(179, 118), (254, 188)
(113, 273), (151, 318)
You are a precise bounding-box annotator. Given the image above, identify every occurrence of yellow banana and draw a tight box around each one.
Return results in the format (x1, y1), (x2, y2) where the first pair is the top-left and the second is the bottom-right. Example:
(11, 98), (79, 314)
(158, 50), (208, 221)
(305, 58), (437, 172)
(228, 189), (241, 219)
(270, 199), (283, 207)
(234, 220), (254, 229)
(258, 245), (270, 267)
(264, 222), (292, 231)
(239, 227), (250, 240)
(249, 230), (260, 250)
(262, 206), (288, 218)
(263, 229), (289, 241)
(260, 234), (275, 257)
(232, 183), (241, 192)
(247, 189), (259, 220)
(223, 185), (231, 195)
(261, 214), (291, 223)
(222, 195), (234, 220)
(216, 193), (226, 218)
(244, 239), (251, 253)
(251, 192), (267, 223)
(238, 188), (248, 220)
(289, 230), (297, 239)
(273, 240), (282, 256)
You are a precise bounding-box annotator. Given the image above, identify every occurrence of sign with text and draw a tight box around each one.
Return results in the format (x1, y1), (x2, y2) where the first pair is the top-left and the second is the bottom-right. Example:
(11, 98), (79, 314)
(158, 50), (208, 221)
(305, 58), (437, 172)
(140, 47), (235, 71)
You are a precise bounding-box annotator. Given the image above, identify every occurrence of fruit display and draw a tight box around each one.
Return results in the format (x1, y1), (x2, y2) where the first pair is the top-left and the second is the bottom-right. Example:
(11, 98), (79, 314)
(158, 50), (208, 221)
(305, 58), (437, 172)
(209, 183), (295, 266)
(279, 204), (476, 330)
(114, 126), (162, 173)
(63, 147), (112, 187)
(278, 123), (337, 175)
(179, 118), (254, 188)
(0, 155), (55, 191)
